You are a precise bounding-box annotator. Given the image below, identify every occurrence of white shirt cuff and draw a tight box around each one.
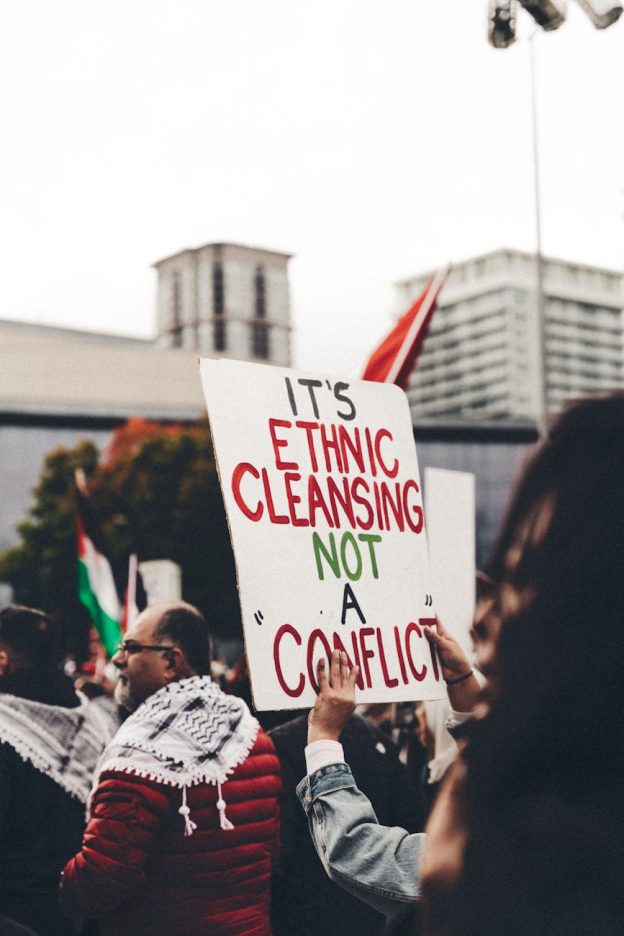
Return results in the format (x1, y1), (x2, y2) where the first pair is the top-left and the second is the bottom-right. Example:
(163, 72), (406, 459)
(446, 709), (474, 731)
(305, 740), (345, 775)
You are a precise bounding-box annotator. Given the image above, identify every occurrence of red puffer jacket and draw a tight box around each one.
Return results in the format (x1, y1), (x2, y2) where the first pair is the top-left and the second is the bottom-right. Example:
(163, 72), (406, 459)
(60, 729), (281, 936)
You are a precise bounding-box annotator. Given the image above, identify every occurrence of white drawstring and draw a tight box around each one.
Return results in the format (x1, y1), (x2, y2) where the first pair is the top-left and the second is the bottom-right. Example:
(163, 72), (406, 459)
(217, 781), (234, 831)
(179, 785), (198, 837)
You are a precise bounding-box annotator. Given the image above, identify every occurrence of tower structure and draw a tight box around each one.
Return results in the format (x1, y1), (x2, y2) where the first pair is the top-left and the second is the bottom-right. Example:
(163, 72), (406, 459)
(153, 242), (292, 366)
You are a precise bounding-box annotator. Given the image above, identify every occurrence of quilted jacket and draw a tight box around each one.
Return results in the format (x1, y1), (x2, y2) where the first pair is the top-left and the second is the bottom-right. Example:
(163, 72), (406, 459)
(60, 729), (281, 936)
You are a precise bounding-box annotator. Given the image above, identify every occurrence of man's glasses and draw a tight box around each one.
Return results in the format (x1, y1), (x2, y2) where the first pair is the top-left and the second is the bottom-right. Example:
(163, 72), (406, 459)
(116, 640), (175, 656)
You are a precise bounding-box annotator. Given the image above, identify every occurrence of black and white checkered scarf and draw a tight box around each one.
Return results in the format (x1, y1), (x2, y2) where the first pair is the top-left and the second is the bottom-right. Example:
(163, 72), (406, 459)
(93, 675), (259, 832)
(92, 676), (259, 832)
(0, 692), (116, 804)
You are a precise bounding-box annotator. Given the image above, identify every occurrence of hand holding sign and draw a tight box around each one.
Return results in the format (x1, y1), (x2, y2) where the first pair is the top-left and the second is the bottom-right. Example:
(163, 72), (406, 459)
(424, 618), (480, 712)
(307, 650), (360, 744)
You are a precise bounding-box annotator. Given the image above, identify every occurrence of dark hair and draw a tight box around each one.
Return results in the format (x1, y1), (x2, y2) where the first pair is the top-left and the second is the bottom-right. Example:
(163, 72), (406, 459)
(153, 603), (212, 676)
(458, 393), (624, 933)
(0, 604), (61, 669)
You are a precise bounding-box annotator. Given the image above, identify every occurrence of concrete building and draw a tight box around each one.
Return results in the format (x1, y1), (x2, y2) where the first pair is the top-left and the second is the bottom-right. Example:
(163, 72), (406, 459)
(397, 249), (624, 423)
(154, 242), (292, 366)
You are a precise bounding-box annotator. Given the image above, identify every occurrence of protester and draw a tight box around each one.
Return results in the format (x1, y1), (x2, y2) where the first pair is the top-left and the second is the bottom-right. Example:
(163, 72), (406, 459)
(422, 393), (624, 936)
(0, 605), (114, 936)
(270, 710), (424, 936)
(296, 623), (478, 930)
(297, 393), (624, 936)
(60, 601), (281, 936)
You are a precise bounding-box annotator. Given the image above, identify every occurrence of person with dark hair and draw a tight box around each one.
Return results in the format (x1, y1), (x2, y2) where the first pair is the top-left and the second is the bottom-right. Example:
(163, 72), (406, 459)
(422, 392), (624, 935)
(60, 601), (281, 936)
(295, 393), (624, 936)
(0, 605), (114, 936)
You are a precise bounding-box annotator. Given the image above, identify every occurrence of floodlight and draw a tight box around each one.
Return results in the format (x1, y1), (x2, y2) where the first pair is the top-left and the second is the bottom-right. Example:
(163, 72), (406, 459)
(488, 0), (518, 47)
(519, 0), (567, 29)
(574, 0), (623, 28)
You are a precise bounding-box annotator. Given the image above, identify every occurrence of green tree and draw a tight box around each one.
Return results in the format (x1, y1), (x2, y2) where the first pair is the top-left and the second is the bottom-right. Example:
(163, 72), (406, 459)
(0, 420), (242, 657)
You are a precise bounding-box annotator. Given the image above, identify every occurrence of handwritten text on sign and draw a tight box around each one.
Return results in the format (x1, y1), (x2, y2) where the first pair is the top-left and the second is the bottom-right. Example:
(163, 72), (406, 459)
(200, 360), (444, 710)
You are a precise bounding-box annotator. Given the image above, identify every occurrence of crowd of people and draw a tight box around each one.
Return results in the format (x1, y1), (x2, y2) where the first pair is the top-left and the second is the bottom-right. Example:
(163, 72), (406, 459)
(1, 392), (623, 936)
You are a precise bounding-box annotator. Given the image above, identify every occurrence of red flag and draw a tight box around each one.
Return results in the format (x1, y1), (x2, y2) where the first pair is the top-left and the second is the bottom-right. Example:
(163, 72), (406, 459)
(362, 266), (450, 389)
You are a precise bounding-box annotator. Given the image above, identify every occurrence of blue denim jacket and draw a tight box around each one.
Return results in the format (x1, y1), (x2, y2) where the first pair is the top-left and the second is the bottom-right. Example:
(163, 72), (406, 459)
(296, 762), (425, 922)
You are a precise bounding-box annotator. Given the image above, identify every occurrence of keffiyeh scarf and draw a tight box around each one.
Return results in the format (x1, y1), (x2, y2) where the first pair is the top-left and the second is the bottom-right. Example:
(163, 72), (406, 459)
(92, 675), (259, 834)
(0, 692), (116, 804)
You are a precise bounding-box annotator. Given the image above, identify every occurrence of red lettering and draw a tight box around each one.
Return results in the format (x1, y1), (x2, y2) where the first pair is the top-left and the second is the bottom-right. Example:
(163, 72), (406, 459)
(320, 423), (344, 473)
(374, 429), (399, 478)
(403, 480), (424, 533)
(295, 420), (320, 472)
(419, 617), (440, 680)
(261, 467), (289, 524)
(405, 621), (427, 681)
(376, 627), (398, 688)
(380, 481), (405, 532)
(268, 418), (298, 470)
(327, 475), (355, 528)
(351, 477), (374, 530)
(338, 425), (365, 473)
(283, 472), (309, 527)
(231, 463), (263, 522)
(358, 627), (375, 688)
(308, 475), (335, 527)
(306, 629), (332, 693)
(273, 624), (305, 698)
(364, 427), (377, 477)
(393, 625), (409, 684)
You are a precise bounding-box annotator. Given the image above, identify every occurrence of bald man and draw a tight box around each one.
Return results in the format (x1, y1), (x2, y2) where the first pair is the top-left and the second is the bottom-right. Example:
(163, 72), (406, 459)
(61, 602), (281, 936)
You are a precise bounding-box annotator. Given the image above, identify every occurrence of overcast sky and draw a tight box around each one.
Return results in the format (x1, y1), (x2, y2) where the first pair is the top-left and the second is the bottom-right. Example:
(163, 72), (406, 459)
(1, 1), (622, 376)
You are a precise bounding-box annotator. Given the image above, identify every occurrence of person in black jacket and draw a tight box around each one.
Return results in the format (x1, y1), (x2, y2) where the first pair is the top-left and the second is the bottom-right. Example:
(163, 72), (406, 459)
(0, 605), (113, 936)
(270, 711), (424, 936)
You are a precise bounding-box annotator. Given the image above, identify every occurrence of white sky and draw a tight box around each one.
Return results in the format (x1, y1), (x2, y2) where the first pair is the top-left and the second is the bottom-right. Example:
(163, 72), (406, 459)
(1, 1), (623, 376)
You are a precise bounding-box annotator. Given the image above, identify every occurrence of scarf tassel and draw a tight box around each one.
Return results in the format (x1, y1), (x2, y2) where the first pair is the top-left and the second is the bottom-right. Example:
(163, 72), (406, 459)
(179, 786), (198, 837)
(217, 781), (235, 831)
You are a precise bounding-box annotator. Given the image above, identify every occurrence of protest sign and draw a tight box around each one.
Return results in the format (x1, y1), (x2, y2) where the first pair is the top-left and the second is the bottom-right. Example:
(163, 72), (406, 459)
(425, 467), (475, 658)
(200, 359), (446, 710)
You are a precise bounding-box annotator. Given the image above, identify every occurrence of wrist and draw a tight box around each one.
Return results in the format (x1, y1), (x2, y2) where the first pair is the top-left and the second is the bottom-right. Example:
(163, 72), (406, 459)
(444, 669), (473, 686)
(307, 728), (342, 745)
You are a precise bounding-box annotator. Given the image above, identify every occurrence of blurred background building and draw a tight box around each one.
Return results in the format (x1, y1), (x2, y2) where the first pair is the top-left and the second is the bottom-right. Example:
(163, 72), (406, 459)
(0, 243), (292, 553)
(398, 249), (624, 423)
(154, 242), (291, 365)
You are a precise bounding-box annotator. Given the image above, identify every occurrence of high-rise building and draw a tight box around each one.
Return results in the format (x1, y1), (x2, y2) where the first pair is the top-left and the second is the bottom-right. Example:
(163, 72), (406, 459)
(397, 249), (624, 422)
(153, 242), (292, 366)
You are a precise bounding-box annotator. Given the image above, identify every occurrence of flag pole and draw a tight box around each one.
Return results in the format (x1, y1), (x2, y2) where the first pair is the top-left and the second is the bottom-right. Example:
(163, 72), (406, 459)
(384, 264), (452, 386)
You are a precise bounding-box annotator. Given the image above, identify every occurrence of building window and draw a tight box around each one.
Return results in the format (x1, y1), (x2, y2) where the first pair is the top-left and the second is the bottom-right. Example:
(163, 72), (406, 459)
(214, 318), (226, 352)
(171, 271), (182, 348)
(255, 266), (266, 319)
(213, 262), (224, 317)
(252, 322), (270, 359)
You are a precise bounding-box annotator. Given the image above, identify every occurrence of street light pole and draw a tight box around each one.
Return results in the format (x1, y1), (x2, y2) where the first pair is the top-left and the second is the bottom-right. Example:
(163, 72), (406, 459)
(529, 30), (549, 434)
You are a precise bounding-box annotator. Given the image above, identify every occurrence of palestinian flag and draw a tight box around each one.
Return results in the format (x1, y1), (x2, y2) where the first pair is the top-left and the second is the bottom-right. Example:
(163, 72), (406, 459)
(77, 490), (122, 656)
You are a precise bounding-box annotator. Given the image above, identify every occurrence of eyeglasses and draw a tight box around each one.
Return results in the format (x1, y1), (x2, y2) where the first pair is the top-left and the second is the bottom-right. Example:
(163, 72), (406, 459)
(116, 640), (175, 656)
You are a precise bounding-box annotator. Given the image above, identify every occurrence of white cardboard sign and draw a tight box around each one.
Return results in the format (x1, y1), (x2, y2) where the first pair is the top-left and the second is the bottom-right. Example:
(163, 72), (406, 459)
(425, 467), (476, 659)
(200, 359), (446, 710)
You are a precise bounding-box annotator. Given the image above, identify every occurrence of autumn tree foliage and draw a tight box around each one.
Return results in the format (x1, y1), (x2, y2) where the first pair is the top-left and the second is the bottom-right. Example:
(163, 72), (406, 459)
(0, 419), (241, 656)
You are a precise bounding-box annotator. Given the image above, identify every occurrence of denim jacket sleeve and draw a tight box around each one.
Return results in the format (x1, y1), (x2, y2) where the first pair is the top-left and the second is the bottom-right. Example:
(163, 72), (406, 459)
(296, 762), (426, 920)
